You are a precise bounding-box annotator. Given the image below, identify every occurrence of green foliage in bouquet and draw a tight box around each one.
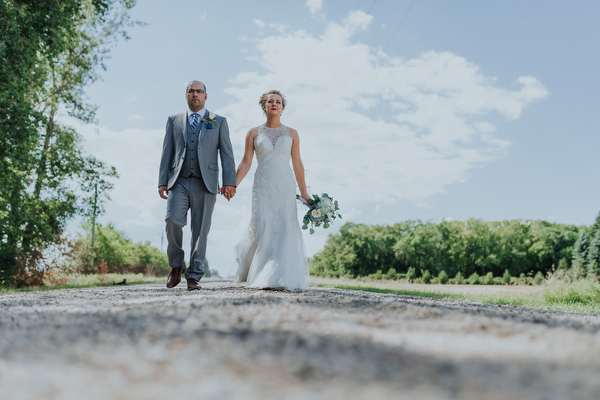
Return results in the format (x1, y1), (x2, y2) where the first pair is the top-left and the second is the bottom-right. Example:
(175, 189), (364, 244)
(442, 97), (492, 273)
(298, 193), (342, 235)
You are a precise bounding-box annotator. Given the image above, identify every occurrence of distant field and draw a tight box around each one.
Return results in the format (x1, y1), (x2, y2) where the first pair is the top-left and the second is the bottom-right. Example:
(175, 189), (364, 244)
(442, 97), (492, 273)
(310, 276), (539, 295)
(310, 276), (600, 314)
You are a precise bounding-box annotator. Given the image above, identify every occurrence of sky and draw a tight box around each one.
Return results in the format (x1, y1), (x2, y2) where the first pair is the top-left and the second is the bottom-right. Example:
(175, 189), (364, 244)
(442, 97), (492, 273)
(70, 0), (600, 278)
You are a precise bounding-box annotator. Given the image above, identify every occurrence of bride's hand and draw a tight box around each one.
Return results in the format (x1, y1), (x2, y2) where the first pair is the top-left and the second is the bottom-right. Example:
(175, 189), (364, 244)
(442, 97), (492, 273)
(300, 193), (309, 206)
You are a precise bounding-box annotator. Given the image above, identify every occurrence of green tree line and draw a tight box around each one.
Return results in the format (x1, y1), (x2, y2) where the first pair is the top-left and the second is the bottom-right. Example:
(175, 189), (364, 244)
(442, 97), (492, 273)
(67, 224), (217, 279)
(68, 224), (170, 276)
(1, 0), (138, 286)
(310, 214), (600, 282)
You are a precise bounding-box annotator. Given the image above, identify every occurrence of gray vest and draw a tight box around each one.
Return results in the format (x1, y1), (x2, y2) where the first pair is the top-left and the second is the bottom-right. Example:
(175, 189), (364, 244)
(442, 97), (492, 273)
(180, 118), (203, 178)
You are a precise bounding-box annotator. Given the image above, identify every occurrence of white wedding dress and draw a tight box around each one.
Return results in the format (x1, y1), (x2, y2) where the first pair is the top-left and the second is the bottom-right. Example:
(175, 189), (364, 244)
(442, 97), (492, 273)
(235, 124), (310, 290)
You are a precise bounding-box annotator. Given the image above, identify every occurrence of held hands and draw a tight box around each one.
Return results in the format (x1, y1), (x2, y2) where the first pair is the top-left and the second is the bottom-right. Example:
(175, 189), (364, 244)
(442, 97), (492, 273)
(161, 185), (236, 201)
(220, 185), (237, 201)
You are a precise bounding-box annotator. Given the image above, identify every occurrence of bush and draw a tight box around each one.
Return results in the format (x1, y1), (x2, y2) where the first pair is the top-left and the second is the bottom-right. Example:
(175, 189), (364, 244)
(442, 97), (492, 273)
(517, 273), (527, 285)
(502, 269), (511, 285)
(384, 267), (398, 280)
(406, 267), (416, 282)
(467, 272), (480, 285)
(533, 271), (545, 285)
(557, 258), (569, 270)
(481, 272), (494, 285)
(421, 270), (431, 284)
(438, 270), (449, 284)
(453, 271), (464, 284)
(371, 270), (384, 280)
(492, 277), (504, 285)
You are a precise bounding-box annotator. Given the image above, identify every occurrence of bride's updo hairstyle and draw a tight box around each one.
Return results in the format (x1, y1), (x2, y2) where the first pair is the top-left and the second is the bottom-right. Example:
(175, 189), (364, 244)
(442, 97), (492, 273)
(259, 90), (287, 115)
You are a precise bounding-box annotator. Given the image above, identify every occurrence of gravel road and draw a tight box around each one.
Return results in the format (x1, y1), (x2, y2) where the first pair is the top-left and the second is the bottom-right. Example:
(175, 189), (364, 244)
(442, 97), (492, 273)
(1, 280), (600, 400)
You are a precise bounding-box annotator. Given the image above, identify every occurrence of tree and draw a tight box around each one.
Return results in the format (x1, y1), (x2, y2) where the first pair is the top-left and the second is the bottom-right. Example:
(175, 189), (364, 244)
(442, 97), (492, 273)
(587, 230), (600, 278)
(438, 270), (449, 284)
(1, 0), (90, 284)
(589, 211), (600, 243)
(420, 270), (431, 284)
(502, 269), (511, 285)
(572, 229), (590, 279)
(68, 224), (168, 274)
(0, 0), (137, 286)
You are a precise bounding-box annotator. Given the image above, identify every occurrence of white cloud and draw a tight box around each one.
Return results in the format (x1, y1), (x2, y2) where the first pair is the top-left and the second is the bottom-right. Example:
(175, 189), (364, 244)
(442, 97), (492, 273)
(268, 22), (287, 34)
(306, 0), (323, 16)
(253, 19), (265, 29)
(253, 19), (287, 34)
(128, 114), (144, 121)
(221, 10), (548, 212)
(78, 124), (165, 228)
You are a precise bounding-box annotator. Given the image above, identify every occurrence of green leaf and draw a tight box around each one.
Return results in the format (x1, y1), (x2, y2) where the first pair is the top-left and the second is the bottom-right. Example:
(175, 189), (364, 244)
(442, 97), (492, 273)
(310, 228), (315, 235)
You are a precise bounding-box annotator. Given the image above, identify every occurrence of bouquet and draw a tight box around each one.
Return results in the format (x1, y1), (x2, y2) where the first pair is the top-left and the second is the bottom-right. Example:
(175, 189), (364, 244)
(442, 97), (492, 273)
(297, 193), (342, 234)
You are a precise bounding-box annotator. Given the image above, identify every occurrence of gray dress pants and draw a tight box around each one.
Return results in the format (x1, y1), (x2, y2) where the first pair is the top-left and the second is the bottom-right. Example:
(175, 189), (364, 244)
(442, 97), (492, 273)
(165, 176), (216, 281)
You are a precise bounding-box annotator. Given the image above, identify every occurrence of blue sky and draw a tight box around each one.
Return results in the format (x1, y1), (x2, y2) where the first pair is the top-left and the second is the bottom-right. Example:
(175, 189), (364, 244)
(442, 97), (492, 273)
(73, 0), (600, 277)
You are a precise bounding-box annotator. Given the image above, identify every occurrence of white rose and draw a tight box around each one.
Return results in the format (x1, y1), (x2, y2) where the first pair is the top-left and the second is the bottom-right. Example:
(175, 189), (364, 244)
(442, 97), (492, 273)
(208, 111), (216, 120)
(311, 209), (322, 218)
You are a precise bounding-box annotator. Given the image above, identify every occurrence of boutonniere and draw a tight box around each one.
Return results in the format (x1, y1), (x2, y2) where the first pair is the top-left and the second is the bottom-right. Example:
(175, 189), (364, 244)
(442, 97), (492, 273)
(201, 112), (217, 129)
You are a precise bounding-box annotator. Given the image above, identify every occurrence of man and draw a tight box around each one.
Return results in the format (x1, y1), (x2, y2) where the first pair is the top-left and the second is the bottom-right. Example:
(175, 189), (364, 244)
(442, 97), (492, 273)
(158, 80), (236, 290)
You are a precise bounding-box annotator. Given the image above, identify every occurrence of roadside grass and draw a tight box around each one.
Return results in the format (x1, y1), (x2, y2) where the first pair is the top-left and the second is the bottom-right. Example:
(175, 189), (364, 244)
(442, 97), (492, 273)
(0, 273), (163, 294)
(313, 278), (600, 314)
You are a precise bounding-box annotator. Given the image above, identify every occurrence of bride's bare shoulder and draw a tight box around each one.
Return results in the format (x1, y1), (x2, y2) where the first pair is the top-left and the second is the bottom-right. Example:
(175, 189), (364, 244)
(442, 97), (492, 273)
(285, 126), (299, 137)
(247, 126), (261, 138)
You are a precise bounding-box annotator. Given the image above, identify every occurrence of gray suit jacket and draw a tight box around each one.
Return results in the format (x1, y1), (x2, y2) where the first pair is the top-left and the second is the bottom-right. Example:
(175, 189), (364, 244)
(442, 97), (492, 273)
(158, 110), (236, 193)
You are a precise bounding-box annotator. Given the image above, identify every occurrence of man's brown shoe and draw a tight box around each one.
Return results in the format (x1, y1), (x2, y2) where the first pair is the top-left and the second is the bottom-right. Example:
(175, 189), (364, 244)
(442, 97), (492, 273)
(166, 264), (186, 288)
(187, 278), (201, 291)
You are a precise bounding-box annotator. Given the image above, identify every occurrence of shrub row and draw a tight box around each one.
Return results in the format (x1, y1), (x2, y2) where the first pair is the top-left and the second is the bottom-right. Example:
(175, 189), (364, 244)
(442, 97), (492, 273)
(364, 267), (546, 285)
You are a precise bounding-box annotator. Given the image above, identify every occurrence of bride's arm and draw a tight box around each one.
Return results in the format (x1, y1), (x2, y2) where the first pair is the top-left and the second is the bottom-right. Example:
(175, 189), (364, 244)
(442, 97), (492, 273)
(236, 128), (257, 186)
(289, 129), (309, 202)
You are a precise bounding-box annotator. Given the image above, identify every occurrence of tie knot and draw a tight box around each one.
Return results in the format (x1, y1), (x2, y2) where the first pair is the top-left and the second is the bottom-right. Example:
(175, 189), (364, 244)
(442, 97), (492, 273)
(190, 113), (201, 129)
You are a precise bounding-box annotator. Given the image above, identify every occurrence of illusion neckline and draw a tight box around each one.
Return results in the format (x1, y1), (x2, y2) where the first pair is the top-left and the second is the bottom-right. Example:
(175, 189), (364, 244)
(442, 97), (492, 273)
(262, 123), (285, 129)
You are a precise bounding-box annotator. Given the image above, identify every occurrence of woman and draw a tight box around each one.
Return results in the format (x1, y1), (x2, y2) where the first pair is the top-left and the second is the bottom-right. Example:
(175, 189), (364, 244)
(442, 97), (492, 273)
(233, 90), (310, 290)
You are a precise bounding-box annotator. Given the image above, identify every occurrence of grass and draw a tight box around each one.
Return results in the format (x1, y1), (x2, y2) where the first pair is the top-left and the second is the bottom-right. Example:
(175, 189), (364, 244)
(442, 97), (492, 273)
(313, 278), (600, 314)
(0, 273), (163, 294)
(4, 273), (600, 314)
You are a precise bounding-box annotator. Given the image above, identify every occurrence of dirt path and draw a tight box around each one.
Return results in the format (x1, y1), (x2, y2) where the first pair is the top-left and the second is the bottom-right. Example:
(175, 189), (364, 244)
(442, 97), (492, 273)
(1, 281), (599, 399)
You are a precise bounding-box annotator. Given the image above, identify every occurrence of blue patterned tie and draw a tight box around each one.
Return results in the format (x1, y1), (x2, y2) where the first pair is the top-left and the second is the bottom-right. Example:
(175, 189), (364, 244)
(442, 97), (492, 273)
(190, 113), (200, 130)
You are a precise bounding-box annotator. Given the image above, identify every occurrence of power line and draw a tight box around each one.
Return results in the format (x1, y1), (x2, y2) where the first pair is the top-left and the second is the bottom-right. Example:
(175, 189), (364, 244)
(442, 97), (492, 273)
(356, 0), (376, 15)
(410, 0), (450, 53)
(475, 0), (541, 63)
(453, 0), (498, 51)
(383, 0), (418, 52)
(366, 0), (377, 15)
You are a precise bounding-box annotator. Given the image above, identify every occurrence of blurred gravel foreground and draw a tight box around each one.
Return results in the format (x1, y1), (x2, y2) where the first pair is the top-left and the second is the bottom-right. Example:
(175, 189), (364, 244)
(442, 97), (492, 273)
(1, 281), (600, 400)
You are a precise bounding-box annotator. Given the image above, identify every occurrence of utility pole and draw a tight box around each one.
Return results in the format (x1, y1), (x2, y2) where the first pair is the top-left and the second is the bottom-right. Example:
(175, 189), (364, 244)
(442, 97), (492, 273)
(90, 182), (98, 270)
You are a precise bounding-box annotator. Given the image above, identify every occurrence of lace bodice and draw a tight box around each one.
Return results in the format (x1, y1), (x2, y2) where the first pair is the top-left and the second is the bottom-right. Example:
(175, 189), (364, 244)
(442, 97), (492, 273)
(254, 124), (292, 164)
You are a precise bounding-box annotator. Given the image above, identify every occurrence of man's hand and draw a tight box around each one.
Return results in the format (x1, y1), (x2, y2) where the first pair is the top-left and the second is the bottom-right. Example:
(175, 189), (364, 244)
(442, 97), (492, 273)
(158, 185), (168, 199)
(220, 185), (236, 201)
